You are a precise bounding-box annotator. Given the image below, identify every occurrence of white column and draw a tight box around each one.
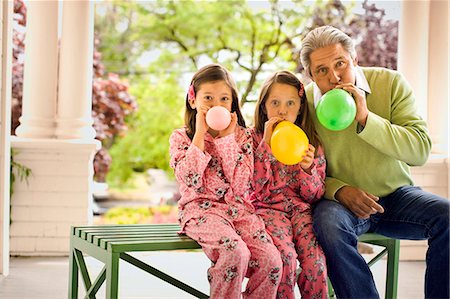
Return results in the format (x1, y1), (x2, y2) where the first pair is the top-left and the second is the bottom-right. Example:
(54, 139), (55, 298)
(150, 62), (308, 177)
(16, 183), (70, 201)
(427, 0), (449, 155)
(55, 0), (96, 140)
(0, 0), (13, 276)
(398, 0), (430, 121)
(14, 1), (59, 138)
(10, 0), (100, 256)
(400, 0), (449, 260)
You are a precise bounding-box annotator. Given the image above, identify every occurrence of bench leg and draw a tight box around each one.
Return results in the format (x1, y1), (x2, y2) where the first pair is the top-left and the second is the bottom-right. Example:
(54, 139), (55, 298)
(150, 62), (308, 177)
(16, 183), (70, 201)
(86, 266), (106, 297)
(68, 247), (79, 299)
(385, 239), (400, 299)
(327, 277), (335, 298)
(106, 252), (120, 299)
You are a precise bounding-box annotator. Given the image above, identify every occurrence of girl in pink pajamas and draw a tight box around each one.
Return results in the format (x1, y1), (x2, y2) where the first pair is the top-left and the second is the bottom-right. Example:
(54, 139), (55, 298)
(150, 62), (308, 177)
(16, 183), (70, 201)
(250, 71), (328, 299)
(169, 64), (283, 299)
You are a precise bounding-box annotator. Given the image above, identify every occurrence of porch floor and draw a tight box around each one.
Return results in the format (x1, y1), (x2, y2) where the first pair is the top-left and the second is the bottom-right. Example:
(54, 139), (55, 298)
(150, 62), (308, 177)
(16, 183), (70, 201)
(0, 250), (425, 298)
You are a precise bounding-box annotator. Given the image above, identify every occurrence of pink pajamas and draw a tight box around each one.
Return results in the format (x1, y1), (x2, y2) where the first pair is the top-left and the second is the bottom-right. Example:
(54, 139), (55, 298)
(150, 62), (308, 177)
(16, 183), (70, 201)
(185, 208), (282, 299)
(170, 127), (283, 299)
(250, 130), (328, 299)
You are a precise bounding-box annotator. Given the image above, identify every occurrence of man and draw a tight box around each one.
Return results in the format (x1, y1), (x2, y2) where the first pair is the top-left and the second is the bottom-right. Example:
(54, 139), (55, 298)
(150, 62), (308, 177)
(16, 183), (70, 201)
(300, 25), (449, 298)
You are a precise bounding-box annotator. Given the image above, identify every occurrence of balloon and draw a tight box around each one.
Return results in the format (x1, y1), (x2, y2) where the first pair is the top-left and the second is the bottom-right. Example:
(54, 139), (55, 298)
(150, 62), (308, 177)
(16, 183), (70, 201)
(270, 121), (309, 165)
(206, 106), (231, 131)
(316, 89), (356, 131)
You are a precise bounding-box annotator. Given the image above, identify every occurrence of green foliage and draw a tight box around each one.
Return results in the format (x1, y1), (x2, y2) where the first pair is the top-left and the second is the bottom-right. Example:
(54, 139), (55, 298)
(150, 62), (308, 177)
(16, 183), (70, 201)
(10, 149), (31, 198)
(103, 205), (178, 224)
(94, 0), (144, 76)
(104, 206), (151, 224)
(10, 149), (32, 224)
(106, 74), (184, 186)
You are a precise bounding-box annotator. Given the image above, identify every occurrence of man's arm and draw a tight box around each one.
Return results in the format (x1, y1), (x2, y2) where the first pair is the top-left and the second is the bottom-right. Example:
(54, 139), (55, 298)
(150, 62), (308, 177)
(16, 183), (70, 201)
(358, 72), (432, 166)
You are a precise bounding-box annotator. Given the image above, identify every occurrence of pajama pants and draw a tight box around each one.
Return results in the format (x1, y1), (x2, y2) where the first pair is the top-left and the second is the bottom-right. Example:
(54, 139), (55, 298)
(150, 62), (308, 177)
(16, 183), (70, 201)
(257, 208), (328, 299)
(184, 211), (283, 299)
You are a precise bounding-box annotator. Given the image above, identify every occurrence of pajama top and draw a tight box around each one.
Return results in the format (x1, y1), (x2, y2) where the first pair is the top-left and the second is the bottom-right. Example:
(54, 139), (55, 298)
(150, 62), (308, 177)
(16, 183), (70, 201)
(249, 130), (326, 213)
(169, 126), (255, 229)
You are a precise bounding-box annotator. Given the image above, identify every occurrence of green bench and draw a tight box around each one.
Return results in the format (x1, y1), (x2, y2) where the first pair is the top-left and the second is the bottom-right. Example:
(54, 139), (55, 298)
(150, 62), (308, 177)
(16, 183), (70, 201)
(68, 223), (399, 298)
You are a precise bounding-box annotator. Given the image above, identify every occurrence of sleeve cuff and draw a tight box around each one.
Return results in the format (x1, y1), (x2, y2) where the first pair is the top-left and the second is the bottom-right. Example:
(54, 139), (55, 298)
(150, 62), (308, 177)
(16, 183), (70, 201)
(188, 143), (212, 162)
(325, 177), (348, 201)
(356, 122), (365, 134)
(357, 111), (386, 140)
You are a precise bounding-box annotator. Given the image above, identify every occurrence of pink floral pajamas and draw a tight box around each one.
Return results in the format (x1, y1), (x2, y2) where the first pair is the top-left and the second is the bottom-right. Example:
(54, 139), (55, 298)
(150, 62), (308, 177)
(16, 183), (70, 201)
(185, 208), (282, 298)
(170, 127), (283, 299)
(250, 130), (328, 299)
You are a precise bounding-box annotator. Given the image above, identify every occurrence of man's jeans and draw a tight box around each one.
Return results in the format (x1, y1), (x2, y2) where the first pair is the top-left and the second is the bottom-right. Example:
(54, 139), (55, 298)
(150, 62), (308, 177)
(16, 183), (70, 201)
(313, 185), (449, 299)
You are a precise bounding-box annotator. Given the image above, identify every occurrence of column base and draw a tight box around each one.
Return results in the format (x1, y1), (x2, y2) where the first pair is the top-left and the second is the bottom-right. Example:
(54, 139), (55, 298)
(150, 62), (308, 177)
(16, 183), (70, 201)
(15, 116), (55, 139)
(55, 117), (97, 140)
(10, 137), (100, 255)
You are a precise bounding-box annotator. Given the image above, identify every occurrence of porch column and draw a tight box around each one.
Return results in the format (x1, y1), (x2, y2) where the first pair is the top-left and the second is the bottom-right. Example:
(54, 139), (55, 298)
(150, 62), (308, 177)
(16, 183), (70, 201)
(14, 1), (58, 138)
(426, 0), (448, 155)
(398, 0), (430, 121)
(399, 0), (449, 261)
(10, 0), (100, 256)
(56, 0), (96, 140)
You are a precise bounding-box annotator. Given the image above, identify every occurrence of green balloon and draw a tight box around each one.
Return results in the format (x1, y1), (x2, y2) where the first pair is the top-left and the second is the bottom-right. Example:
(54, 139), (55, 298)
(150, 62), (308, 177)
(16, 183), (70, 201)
(316, 89), (356, 131)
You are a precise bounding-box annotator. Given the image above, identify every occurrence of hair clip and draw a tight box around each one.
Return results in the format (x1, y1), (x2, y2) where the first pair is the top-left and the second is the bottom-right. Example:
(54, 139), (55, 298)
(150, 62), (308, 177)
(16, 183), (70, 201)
(298, 85), (305, 98)
(188, 85), (195, 100)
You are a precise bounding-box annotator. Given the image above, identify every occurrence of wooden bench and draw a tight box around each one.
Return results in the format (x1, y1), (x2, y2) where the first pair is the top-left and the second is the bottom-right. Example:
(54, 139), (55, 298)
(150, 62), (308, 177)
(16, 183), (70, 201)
(68, 223), (399, 298)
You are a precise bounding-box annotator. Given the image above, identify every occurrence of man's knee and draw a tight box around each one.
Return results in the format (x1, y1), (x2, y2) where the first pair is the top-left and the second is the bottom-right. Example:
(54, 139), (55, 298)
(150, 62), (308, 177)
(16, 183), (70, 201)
(313, 200), (355, 246)
(432, 199), (450, 238)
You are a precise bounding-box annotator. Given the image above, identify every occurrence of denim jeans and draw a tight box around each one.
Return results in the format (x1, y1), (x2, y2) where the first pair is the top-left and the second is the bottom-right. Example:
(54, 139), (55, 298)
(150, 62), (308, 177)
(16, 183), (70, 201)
(313, 185), (449, 299)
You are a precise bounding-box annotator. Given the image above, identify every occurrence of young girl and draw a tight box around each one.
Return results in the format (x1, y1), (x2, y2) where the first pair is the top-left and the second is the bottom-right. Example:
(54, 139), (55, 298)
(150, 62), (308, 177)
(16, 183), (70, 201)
(250, 71), (328, 299)
(169, 64), (282, 299)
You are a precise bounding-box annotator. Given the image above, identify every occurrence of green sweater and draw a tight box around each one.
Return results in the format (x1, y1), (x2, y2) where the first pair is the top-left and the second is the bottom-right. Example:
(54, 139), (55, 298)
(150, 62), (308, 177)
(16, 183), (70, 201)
(306, 67), (432, 200)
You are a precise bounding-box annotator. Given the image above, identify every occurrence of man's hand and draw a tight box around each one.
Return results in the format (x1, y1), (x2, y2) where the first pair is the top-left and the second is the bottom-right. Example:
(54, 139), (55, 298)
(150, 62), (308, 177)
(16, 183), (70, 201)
(336, 84), (368, 127)
(335, 186), (384, 219)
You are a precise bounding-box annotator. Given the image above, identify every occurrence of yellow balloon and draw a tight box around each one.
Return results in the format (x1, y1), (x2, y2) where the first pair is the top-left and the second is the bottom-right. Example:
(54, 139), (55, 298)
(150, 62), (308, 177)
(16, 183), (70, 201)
(270, 121), (309, 165)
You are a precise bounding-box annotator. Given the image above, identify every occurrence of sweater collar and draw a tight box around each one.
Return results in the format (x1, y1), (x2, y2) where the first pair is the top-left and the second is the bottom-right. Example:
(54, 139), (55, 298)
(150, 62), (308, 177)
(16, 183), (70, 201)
(312, 66), (372, 108)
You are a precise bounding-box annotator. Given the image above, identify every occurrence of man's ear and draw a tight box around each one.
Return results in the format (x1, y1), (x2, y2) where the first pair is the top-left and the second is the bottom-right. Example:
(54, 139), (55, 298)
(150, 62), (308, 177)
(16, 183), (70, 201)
(353, 55), (358, 66)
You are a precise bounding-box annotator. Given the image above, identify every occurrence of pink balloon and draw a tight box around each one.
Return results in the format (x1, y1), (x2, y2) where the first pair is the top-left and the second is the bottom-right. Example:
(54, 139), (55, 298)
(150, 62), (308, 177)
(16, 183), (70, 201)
(206, 106), (231, 131)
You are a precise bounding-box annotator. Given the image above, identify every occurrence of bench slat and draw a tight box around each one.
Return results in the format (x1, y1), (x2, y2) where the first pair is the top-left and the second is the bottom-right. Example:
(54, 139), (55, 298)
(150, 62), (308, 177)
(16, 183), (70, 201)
(75, 225), (181, 240)
(87, 230), (183, 243)
(100, 236), (196, 250)
(112, 239), (202, 252)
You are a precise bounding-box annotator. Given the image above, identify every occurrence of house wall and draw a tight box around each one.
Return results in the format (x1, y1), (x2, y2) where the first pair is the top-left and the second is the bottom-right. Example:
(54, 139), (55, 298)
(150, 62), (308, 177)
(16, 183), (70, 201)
(0, 0), (13, 275)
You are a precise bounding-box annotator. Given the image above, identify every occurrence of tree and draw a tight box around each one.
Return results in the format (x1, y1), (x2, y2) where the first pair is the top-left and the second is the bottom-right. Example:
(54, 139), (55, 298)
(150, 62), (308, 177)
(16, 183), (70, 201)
(95, 0), (320, 105)
(297, 0), (398, 72)
(91, 42), (138, 181)
(106, 74), (184, 185)
(11, 0), (138, 182)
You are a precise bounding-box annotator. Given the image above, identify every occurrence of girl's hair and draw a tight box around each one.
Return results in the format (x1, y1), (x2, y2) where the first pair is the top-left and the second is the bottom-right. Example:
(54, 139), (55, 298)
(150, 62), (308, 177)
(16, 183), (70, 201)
(254, 70), (321, 150)
(300, 25), (356, 78)
(184, 63), (246, 139)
